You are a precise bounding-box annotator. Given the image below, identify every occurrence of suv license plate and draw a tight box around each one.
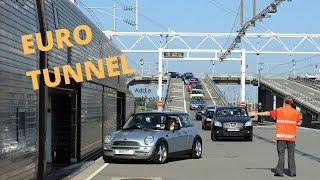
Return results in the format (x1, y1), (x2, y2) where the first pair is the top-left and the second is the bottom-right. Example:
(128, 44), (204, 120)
(227, 128), (240, 131)
(115, 150), (134, 155)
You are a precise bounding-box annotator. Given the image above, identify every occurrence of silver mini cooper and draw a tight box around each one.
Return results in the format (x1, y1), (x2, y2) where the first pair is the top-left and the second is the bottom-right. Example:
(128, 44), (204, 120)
(103, 112), (202, 164)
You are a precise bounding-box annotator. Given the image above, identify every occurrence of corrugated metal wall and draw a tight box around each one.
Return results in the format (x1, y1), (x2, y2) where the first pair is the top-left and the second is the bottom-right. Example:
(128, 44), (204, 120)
(126, 93), (135, 121)
(103, 88), (118, 138)
(80, 82), (103, 158)
(0, 0), (38, 179)
(0, 0), (135, 178)
(45, 0), (129, 92)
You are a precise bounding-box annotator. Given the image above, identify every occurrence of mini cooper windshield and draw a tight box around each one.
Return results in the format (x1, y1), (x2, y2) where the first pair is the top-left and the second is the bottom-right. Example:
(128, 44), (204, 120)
(122, 114), (168, 130)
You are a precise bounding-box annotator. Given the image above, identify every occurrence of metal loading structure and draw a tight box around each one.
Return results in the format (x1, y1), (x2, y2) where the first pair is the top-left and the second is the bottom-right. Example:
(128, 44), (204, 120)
(104, 31), (320, 110)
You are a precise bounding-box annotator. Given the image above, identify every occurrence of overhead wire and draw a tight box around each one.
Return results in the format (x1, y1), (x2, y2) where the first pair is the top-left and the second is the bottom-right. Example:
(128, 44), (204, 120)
(222, 1), (241, 50)
(113, 0), (170, 31)
(77, 0), (106, 30)
(207, 0), (270, 33)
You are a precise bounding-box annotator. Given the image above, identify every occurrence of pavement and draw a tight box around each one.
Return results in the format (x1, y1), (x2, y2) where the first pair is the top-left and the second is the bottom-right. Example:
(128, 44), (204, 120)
(71, 78), (320, 180)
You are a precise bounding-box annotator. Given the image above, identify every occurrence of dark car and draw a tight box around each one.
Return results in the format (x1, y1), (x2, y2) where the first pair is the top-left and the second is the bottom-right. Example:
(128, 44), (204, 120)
(184, 74), (194, 84)
(201, 105), (220, 130)
(189, 96), (206, 110)
(169, 72), (179, 78)
(202, 109), (216, 130)
(210, 107), (253, 141)
(195, 105), (206, 120)
(182, 72), (193, 81)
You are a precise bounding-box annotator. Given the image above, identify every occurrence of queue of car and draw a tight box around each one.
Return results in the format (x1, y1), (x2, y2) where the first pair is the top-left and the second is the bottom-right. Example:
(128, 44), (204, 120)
(180, 72), (253, 142)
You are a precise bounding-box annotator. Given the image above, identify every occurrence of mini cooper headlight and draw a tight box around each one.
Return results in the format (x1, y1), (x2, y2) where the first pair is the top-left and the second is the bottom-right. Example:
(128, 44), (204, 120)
(245, 120), (252, 127)
(206, 118), (212, 122)
(214, 120), (222, 127)
(104, 134), (112, 144)
(144, 136), (154, 145)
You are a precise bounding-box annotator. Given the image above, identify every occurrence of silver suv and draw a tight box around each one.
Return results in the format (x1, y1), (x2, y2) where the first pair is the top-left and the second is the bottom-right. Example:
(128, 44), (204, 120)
(103, 112), (202, 164)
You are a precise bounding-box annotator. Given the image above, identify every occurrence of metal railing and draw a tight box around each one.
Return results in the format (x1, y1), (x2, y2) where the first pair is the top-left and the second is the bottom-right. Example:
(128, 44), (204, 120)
(288, 76), (320, 91)
(205, 74), (230, 106)
(261, 79), (320, 112)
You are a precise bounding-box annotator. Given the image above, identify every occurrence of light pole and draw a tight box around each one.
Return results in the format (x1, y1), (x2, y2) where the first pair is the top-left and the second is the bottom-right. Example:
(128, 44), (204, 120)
(140, 58), (144, 76)
(292, 59), (296, 77)
(258, 68), (263, 87)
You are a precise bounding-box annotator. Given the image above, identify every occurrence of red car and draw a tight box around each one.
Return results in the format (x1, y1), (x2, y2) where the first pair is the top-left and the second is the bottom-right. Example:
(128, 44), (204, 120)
(188, 81), (199, 92)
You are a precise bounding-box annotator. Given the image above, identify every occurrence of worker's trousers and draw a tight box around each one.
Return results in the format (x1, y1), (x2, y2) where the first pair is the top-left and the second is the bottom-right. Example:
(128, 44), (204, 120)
(276, 140), (296, 176)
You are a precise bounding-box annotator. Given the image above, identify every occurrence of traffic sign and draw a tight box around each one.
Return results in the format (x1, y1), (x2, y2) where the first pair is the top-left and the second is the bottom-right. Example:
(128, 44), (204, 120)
(240, 101), (246, 108)
(163, 52), (184, 58)
(157, 101), (163, 107)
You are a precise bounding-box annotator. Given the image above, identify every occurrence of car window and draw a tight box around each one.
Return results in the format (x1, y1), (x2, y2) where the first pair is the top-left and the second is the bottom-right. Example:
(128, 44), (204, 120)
(191, 90), (203, 94)
(192, 96), (204, 101)
(197, 105), (205, 110)
(180, 115), (194, 127)
(123, 114), (168, 130)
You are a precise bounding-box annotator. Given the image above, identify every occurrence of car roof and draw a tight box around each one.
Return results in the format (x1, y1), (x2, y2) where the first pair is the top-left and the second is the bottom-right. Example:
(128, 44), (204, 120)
(134, 111), (187, 116)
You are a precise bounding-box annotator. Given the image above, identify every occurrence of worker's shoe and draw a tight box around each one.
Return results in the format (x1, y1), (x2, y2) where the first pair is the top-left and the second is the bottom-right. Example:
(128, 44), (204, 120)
(274, 173), (284, 177)
(289, 174), (296, 177)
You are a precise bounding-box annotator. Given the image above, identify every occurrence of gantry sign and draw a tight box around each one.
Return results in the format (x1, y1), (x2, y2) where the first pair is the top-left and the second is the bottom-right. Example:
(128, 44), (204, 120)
(104, 31), (320, 110)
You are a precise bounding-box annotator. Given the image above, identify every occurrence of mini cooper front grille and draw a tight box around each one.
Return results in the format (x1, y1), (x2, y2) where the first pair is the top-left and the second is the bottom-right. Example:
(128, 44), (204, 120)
(112, 141), (140, 146)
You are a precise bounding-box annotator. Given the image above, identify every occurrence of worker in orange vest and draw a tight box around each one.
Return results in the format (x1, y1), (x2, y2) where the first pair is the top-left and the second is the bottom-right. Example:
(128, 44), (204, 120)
(249, 95), (301, 177)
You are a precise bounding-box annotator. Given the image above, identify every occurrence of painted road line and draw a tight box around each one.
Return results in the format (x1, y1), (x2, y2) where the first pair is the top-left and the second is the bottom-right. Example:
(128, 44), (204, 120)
(85, 162), (109, 180)
(202, 79), (216, 105)
(182, 81), (187, 113)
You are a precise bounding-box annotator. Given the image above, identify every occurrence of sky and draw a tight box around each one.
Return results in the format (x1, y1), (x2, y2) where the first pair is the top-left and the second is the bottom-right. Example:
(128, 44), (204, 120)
(77, 0), (320, 77)
(76, 0), (320, 105)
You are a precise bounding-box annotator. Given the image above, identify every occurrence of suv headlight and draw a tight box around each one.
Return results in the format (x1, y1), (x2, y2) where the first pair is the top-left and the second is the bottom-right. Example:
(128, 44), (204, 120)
(104, 134), (112, 144)
(245, 120), (252, 127)
(214, 120), (222, 127)
(144, 136), (154, 145)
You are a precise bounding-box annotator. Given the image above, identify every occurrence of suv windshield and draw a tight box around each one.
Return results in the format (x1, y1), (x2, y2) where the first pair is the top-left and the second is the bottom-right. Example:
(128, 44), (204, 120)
(206, 110), (215, 118)
(123, 114), (168, 130)
(216, 108), (248, 117)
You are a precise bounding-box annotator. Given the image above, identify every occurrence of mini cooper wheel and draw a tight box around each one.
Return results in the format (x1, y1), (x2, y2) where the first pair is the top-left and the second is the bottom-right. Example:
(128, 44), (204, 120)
(153, 143), (168, 164)
(191, 139), (202, 159)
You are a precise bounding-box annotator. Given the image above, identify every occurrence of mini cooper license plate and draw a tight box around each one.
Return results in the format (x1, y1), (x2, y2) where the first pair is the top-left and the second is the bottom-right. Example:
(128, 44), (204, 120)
(115, 150), (134, 155)
(227, 128), (240, 131)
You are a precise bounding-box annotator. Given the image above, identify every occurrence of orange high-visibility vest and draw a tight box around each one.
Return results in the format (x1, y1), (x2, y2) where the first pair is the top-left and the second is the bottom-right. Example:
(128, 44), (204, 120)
(274, 105), (300, 141)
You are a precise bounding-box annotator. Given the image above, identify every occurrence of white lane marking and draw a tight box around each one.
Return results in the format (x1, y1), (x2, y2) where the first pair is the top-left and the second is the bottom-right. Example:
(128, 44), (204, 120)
(85, 162), (109, 180)
(182, 81), (187, 113)
(202, 79), (216, 105)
